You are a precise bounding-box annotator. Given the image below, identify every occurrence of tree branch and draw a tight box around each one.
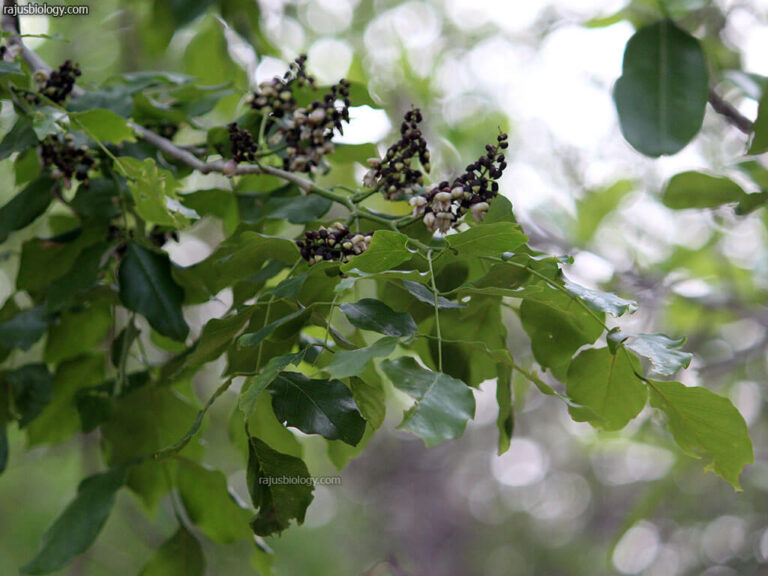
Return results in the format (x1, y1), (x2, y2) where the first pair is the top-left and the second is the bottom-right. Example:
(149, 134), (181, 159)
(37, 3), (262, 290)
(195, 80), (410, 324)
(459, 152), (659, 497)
(708, 89), (754, 135)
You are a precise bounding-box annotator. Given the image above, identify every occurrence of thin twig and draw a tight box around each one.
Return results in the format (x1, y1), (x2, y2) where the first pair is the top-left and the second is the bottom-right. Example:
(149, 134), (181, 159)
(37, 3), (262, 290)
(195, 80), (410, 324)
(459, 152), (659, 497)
(708, 89), (754, 135)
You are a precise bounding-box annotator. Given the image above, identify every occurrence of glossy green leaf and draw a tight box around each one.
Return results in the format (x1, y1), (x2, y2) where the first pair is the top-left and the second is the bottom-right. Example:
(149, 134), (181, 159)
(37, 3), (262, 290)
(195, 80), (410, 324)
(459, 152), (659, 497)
(8, 364), (53, 428)
(326, 337), (397, 379)
(340, 230), (411, 273)
(649, 380), (753, 489)
(625, 333), (692, 376)
(237, 308), (309, 348)
(269, 372), (366, 445)
(381, 357), (475, 447)
(614, 20), (708, 156)
(72, 109), (136, 144)
(402, 280), (466, 309)
(138, 526), (205, 576)
(238, 350), (306, 419)
(247, 436), (314, 536)
(119, 243), (189, 341)
(0, 175), (54, 243)
(176, 461), (252, 544)
(446, 222), (528, 257)
(0, 306), (48, 351)
(749, 89), (768, 155)
(339, 299), (417, 337)
(21, 466), (127, 575)
(564, 279), (638, 317)
(662, 171), (747, 209)
(566, 348), (647, 430)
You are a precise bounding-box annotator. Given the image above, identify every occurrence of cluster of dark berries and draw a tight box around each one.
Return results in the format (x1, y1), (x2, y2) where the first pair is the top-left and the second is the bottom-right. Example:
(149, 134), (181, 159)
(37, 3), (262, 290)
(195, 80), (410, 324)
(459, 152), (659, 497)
(364, 108), (431, 200)
(410, 132), (509, 233)
(31, 60), (81, 104)
(40, 134), (95, 187)
(228, 123), (258, 163)
(279, 79), (351, 173)
(250, 54), (316, 118)
(297, 222), (373, 265)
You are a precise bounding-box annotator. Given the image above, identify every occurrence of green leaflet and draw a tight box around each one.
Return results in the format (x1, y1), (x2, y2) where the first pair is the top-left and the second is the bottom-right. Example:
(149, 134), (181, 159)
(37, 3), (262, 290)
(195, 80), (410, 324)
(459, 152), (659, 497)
(446, 222), (528, 257)
(0, 175), (54, 243)
(649, 380), (753, 489)
(238, 350), (307, 419)
(662, 171), (748, 210)
(138, 526), (206, 576)
(340, 230), (411, 273)
(247, 436), (314, 536)
(269, 372), (366, 446)
(176, 461), (252, 544)
(326, 336), (397, 379)
(614, 20), (708, 156)
(339, 299), (417, 338)
(381, 357), (475, 447)
(566, 348), (647, 431)
(21, 467), (127, 575)
(118, 243), (189, 342)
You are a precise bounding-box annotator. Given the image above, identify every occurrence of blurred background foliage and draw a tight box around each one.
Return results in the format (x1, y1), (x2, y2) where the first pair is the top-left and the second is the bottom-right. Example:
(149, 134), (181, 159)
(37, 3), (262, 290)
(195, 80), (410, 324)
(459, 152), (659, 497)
(2, 0), (768, 575)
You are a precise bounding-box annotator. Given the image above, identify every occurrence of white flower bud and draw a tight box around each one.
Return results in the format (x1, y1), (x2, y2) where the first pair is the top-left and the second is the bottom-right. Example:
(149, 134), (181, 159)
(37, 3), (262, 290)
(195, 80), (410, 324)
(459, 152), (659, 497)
(423, 212), (436, 231)
(471, 202), (490, 222)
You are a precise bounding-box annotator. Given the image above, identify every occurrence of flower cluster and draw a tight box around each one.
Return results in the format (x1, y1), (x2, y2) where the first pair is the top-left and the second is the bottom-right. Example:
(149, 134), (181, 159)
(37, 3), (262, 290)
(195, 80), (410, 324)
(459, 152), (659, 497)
(33, 60), (82, 104)
(297, 223), (373, 265)
(280, 79), (351, 173)
(363, 108), (430, 200)
(410, 132), (509, 233)
(40, 134), (95, 187)
(228, 122), (258, 163)
(251, 54), (315, 118)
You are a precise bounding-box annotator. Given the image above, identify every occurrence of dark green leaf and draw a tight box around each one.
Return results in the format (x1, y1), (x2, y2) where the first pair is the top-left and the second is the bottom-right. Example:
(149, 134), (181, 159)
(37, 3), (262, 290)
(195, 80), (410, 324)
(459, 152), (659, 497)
(0, 116), (38, 160)
(119, 243), (189, 341)
(176, 461), (251, 544)
(0, 175), (54, 243)
(237, 308), (308, 348)
(182, 309), (252, 370)
(447, 222), (528, 257)
(9, 364), (53, 428)
(626, 333), (692, 376)
(662, 171), (747, 209)
(649, 380), (753, 489)
(381, 357), (475, 447)
(496, 365), (513, 455)
(45, 242), (112, 311)
(340, 298), (417, 337)
(402, 280), (466, 309)
(0, 424), (7, 475)
(247, 436), (314, 536)
(340, 230), (411, 274)
(269, 372), (366, 445)
(266, 195), (332, 223)
(138, 526), (205, 576)
(0, 306), (48, 350)
(614, 21), (708, 157)
(349, 372), (386, 429)
(238, 350), (306, 419)
(566, 348), (646, 430)
(326, 337), (397, 379)
(21, 466), (127, 575)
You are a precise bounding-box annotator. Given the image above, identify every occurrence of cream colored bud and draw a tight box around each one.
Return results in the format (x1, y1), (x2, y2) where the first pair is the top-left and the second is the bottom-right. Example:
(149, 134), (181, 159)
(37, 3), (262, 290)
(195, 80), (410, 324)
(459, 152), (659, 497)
(471, 202), (490, 222)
